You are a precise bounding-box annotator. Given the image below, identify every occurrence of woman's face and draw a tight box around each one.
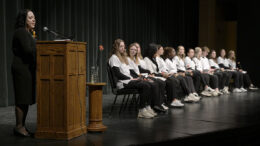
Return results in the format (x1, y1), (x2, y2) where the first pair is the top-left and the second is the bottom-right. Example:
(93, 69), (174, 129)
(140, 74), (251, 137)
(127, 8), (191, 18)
(220, 50), (226, 57)
(178, 46), (185, 55)
(169, 49), (176, 58)
(136, 44), (141, 54)
(188, 49), (194, 58)
(129, 46), (137, 57)
(211, 51), (216, 59)
(230, 51), (235, 58)
(198, 49), (202, 56)
(26, 11), (36, 30)
(118, 42), (125, 54)
(157, 47), (164, 55)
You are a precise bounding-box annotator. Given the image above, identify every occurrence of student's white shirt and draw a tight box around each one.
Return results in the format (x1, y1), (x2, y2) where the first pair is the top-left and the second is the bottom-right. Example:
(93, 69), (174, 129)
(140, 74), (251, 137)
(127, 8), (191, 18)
(156, 57), (168, 73)
(143, 57), (166, 81)
(138, 57), (147, 70)
(144, 57), (158, 74)
(193, 57), (203, 72)
(227, 59), (236, 70)
(165, 58), (177, 74)
(127, 57), (140, 75)
(201, 56), (210, 71)
(209, 59), (220, 69)
(109, 54), (132, 89)
(184, 56), (195, 70)
(217, 56), (229, 68)
(173, 56), (186, 72)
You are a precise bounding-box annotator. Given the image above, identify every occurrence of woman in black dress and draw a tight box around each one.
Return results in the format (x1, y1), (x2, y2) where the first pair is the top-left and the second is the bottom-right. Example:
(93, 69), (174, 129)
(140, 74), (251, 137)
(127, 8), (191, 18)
(12, 9), (36, 137)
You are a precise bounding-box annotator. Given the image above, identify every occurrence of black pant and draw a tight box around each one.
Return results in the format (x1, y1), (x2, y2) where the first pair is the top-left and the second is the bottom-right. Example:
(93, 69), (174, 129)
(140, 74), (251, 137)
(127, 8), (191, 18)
(191, 70), (204, 92)
(214, 72), (228, 89)
(243, 73), (252, 88)
(224, 71), (232, 86)
(175, 75), (191, 95)
(124, 80), (151, 108)
(237, 71), (244, 88)
(184, 75), (196, 93)
(165, 77), (179, 102)
(228, 71), (240, 88)
(149, 78), (166, 106)
(209, 74), (218, 89)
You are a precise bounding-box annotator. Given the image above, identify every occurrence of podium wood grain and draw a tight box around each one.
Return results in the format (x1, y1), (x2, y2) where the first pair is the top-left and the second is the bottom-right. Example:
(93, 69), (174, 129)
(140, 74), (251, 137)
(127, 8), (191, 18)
(35, 41), (87, 140)
(86, 83), (107, 132)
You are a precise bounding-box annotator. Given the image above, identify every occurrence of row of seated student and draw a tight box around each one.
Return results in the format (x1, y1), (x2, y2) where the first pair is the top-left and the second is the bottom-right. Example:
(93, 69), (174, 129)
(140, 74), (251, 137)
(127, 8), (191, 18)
(108, 39), (258, 119)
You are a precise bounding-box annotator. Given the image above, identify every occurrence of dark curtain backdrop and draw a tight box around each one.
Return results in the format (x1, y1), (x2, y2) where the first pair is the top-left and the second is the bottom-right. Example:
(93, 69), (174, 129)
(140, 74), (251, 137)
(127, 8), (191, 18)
(237, 0), (260, 87)
(0, 0), (199, 106)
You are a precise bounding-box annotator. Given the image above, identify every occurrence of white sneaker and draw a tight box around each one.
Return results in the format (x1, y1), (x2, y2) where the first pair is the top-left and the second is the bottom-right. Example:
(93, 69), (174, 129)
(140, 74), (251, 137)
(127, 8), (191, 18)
(193, 93), (201, 100)
(184, 95), (194, 102)
(212, 91), (219, 96)
(146, 106), (157, 116)
(207, 87), (215, 92)
(218, 90), (223, 95)
(189, 94), (199, 102)
(233, 88), (242, 93)
(240, 87), (247, 92)
(201, 90), (212, 97)
(192, 93), (200, 101)
(249, 85), (258, 90)
(138, 108), (154, 119)
(161, 103), (169, 110)
(171, 100), (184, 107)
(223, 87), (230, 94)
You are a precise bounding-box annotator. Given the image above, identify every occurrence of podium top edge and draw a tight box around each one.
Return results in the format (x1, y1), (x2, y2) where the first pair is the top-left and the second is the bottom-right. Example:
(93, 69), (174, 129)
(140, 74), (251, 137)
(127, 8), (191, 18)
(36, 40), (87, 45)
(86, 82), (106, 86)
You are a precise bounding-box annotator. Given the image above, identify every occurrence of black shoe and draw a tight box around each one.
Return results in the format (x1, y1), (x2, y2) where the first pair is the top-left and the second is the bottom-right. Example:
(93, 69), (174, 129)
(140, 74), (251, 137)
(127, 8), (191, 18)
(25, 127), (35, 137)
(153, 105), (166, 113)
(13, 128), (31, 137)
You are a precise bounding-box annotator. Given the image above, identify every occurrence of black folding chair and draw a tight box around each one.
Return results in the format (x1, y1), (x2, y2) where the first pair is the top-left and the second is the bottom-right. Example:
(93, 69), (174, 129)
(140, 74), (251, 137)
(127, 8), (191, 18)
(107, 62), (139, 115)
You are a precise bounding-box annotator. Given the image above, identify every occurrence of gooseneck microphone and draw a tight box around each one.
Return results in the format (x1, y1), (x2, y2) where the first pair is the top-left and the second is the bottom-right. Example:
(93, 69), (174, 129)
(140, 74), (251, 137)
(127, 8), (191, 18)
(43, 26), (74, 40)
(43, 26), (59, 37)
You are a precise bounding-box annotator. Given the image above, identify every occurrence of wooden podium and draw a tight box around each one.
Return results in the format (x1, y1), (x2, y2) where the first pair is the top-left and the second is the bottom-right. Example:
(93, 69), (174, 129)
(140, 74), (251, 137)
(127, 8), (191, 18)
(35, 41), (87, 140)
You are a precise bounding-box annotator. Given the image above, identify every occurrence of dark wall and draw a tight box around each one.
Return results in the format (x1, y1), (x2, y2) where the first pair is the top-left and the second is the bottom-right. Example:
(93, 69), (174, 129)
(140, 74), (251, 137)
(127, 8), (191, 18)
(237, 0), (260, 87)
(0, 0), (199, 106)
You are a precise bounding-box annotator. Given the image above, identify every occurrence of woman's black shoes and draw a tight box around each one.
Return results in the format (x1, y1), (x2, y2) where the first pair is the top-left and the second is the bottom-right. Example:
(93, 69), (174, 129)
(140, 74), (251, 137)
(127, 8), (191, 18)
(13, 128), (31, 137)
(153, 105), (167, 113)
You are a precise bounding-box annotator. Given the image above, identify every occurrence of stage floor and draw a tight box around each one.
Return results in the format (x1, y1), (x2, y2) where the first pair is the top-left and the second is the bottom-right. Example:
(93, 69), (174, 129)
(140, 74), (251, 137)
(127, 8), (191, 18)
(1, 91), (260, 146)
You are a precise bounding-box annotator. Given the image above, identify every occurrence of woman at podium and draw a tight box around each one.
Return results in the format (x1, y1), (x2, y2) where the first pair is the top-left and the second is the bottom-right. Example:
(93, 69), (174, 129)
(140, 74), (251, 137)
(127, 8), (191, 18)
(11, 9), (36, 137)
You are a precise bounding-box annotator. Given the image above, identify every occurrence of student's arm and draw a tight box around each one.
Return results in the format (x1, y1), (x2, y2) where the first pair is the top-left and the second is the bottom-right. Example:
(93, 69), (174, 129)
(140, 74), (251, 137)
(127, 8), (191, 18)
(130, 69), (139, 78)
(112, 66), (131, 80)
(138, 66), (151, 74)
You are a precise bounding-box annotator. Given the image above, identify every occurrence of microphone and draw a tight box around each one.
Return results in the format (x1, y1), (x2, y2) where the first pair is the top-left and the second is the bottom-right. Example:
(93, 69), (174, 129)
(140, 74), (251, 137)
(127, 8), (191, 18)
(43, 26), (73, 40)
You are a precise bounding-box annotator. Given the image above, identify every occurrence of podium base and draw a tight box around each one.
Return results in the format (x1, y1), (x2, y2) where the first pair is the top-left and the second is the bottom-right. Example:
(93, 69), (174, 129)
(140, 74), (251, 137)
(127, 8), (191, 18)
(35, 126), (87, 140)
(87, 124), (107, 132)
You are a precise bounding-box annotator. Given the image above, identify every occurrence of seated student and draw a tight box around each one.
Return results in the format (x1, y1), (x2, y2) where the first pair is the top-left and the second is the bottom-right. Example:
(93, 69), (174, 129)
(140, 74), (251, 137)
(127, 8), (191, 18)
(126, 43), (167, 114)
(201, 46), (222, 95)
(193, 47), (219, 96)
(109, 39), (156, 119)
(163, 46), (201, 104)
(208, 50), (231, 94)
(184, 48), (213, 97)
(217, 49), (244, 93)
(143, 43), (197, 107)
(134, 42), (169, 110)
(171, 46), (202, 101)
(227, 50), (258, 90)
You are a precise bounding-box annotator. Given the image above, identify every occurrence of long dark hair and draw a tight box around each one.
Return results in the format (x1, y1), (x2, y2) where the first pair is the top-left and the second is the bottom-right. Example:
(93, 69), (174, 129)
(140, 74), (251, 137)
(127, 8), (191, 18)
(15, 9), (31, 30)
(147, 43), (159, 72)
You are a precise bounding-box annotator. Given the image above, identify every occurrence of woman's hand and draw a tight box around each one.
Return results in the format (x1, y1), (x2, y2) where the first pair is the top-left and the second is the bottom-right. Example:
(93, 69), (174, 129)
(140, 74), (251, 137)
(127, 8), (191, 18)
(162, 72), (169, 78)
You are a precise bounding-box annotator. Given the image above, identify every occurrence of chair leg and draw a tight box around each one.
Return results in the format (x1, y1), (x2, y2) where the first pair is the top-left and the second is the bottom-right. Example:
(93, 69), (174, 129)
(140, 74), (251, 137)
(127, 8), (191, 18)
(109, 95), (118, 116)
(128, 94), (136, 110)
(123, 94), (131, 111)
(119, 95), (127, 114)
